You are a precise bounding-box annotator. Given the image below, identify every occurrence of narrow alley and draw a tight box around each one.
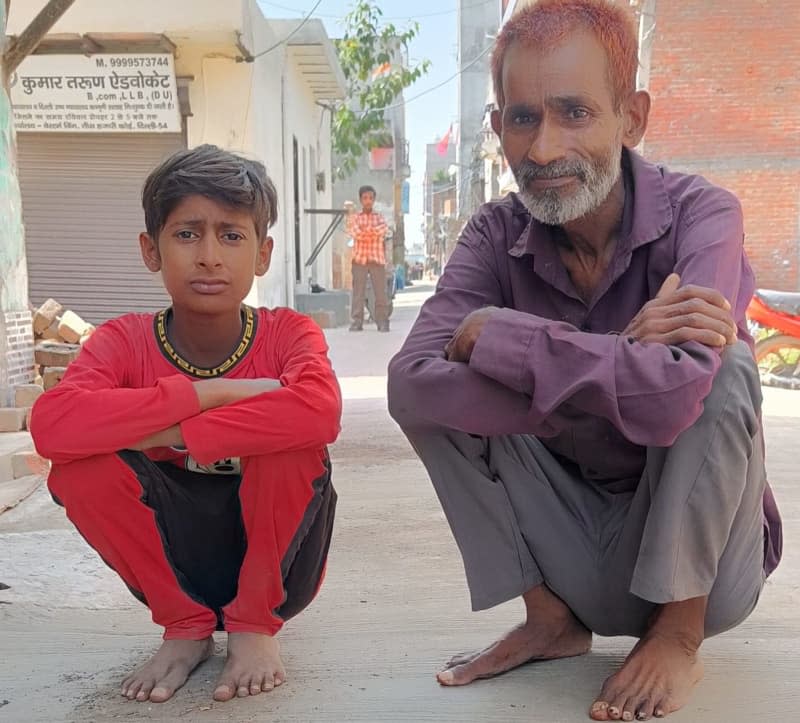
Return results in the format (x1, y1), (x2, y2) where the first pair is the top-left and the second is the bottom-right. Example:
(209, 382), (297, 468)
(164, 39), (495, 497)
(1, 287), (799, 722)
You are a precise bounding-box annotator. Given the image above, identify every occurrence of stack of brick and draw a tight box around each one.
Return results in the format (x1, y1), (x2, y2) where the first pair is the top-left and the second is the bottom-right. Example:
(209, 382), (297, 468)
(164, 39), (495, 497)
(0, 382), (50, 495)
(0, 384), (43, 433)
(33, 298), (95, 346)
(31, 299), (93, 392)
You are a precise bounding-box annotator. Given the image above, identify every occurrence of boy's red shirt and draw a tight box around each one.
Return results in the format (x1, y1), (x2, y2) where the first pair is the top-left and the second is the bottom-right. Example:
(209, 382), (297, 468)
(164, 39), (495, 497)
(30, 307), (342, 467)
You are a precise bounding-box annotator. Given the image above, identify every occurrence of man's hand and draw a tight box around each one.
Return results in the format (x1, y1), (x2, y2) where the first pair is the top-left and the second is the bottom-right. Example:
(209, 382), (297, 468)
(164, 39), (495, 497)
(445, 307), (498, 363)
(623, 273), (737, 347)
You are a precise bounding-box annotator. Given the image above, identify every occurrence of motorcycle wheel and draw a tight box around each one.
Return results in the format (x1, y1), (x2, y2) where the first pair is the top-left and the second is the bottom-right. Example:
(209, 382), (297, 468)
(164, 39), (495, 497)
(755, 334), (800, 389)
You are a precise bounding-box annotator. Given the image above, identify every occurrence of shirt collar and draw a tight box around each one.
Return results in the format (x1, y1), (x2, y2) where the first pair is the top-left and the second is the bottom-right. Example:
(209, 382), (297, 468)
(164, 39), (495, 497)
(508, 148), (674, 259)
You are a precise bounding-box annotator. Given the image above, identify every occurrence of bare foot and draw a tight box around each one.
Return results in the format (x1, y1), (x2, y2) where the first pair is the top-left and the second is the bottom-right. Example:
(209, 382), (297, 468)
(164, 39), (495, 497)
(121, 637), (214, 703)
(437, 584), (592, 686)
(213, 632), (286, 702)
(591, 596), (707, 721)
(589, 634), (704, 721)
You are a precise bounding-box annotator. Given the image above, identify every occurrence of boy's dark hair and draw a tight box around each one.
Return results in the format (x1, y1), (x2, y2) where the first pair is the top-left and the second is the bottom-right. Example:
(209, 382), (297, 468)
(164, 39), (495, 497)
(142, 144), (278, 241)
(358, 185), (377, 199)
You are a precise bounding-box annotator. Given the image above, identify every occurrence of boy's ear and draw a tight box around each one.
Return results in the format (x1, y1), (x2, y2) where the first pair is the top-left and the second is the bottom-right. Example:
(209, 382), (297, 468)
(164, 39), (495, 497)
(139, 232), (162, 272)
(256, 237), (274, 277)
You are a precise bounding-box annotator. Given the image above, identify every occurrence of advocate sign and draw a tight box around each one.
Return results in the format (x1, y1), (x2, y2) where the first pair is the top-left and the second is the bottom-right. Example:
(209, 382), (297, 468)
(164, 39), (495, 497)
(10, 54), (181, 133)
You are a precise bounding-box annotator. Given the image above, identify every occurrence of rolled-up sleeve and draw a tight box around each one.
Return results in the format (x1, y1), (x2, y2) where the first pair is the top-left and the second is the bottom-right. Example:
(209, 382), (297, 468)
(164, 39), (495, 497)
(672, 186), (754, 340)
(470, 307), (720, 447)
(388, 214), (535, 435)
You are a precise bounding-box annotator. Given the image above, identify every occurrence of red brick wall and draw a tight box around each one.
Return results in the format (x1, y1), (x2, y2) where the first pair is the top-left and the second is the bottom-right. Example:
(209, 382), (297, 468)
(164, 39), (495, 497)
(644, 0), (800, 290)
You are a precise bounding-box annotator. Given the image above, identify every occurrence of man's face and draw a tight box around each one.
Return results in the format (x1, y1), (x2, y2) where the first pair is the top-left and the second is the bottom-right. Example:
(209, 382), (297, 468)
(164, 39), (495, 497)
(360, 191), (376, 212)
(139, 194), (272, 315)
(492, 32), (629, 226)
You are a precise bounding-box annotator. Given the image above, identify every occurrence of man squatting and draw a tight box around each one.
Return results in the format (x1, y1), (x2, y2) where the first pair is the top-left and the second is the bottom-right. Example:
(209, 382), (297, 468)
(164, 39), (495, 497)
(389, 1), (782, 720)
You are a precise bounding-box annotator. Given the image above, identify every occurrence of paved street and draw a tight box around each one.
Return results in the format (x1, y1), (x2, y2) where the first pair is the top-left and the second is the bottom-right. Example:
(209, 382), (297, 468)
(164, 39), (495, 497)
(1, 285), (799, 722)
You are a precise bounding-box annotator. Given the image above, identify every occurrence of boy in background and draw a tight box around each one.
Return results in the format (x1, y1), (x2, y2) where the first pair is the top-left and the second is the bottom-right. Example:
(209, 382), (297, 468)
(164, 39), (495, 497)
(346, 185), (391, 332)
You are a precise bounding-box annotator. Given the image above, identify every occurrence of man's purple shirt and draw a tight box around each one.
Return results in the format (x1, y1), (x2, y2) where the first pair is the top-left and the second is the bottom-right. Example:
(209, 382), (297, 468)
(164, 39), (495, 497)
(388, 149), (781, 576)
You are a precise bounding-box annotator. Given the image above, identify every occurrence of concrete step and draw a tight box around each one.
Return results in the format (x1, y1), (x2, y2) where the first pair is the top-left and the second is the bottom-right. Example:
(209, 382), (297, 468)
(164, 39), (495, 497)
(0, 474), (43, 515)
(295, 290), (350, 326)
(0, 432), (34, 483)
(10, 451), (49, 479)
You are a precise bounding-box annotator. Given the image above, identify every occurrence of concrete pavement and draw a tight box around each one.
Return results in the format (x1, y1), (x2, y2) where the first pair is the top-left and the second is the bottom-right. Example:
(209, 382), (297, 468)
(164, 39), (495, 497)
(1, 284), (799, 722)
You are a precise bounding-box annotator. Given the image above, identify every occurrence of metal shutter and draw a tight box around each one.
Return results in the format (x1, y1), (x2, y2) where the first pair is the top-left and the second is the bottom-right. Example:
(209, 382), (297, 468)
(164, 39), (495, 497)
(17, 133), (184, 324)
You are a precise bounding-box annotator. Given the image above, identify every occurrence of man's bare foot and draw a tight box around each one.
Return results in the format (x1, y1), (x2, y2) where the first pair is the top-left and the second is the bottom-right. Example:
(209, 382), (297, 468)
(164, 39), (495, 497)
(121, 637), (214, 703)
(589, 633), (704, 721)
(437, 584), (592, 686)
(590, 597), (707, 721)
(213, 632), (286, 702)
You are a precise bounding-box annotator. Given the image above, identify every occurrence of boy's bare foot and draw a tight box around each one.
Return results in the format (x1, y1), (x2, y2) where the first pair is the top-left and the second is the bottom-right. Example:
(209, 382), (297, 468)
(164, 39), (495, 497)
(213, 632), (286, 702)
(437, 584), (592, 686)
(590, 597), (706, 721)
(121, 637), (214, 703)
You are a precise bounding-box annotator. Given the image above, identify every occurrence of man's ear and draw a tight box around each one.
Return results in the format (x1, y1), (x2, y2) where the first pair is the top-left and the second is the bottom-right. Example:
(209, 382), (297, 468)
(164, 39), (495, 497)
(621, 90), (651, 149)
(139, 232), (162, 272)
(491, 108), (502, 138)
(256, 237), (274, 277)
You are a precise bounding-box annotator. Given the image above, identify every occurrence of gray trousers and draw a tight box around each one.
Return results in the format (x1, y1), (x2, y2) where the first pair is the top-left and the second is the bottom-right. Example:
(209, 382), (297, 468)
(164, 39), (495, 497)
(351, 262), (389, 326)
(404, 343), (766, 638)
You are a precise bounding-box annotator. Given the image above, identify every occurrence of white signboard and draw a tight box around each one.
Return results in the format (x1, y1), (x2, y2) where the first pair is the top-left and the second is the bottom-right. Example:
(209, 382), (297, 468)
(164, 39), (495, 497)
(10, 54), (181, 133)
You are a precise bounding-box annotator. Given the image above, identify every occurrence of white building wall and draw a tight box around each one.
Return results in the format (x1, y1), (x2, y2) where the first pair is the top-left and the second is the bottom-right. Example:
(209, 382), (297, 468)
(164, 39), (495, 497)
(281, 58), (334, 293)
(245, 4), (336, 307)
(8, 0), (338, 312)
(240, 4), (289, 309)
(7, 0), (244, 41)
(457, 0), (501, 218)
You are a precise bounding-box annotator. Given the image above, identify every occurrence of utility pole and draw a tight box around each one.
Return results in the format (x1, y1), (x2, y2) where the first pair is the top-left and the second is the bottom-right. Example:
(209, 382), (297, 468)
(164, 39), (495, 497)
(3, 0), (77, 78)
(392, 176), (405, 266)
(1, 0), (77, 403)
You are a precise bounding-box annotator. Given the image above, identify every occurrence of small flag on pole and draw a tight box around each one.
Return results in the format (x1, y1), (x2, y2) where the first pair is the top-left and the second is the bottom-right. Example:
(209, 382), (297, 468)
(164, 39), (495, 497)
(437, 124), (452, 156)
(371, 62), (392, 80)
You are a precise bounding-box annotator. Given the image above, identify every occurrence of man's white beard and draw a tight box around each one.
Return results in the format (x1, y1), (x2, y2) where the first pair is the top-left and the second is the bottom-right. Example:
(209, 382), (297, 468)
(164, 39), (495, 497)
(515, 141), (622, 226)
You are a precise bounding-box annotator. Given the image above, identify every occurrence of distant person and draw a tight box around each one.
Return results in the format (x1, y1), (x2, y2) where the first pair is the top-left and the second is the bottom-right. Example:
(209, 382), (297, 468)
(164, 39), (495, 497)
(388, 1), (781, 721)
(30, 145), (341, 705)
(346, 185), (391, 332)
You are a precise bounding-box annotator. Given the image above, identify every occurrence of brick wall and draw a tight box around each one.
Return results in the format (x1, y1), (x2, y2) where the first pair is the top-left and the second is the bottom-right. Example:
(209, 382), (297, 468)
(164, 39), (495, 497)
(644, 0), (800, 290)
(0, 310), (35, 403)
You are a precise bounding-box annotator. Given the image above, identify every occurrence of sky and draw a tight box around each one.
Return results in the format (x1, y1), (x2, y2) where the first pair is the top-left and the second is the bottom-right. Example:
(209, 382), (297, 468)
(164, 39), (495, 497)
(256, 0), (462, 249)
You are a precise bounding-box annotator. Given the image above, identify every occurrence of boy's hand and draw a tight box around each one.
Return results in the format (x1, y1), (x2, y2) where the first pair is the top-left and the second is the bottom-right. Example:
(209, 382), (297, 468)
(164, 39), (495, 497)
(129, 425), (184, 451)
(129, 379), (281, 450)
(622, 273), (737, 348)
(193, 378), (282, 411)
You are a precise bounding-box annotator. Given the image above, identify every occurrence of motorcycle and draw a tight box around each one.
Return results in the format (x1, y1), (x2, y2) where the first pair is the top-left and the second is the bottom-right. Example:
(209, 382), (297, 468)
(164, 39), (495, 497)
(747, 289), (800, 389)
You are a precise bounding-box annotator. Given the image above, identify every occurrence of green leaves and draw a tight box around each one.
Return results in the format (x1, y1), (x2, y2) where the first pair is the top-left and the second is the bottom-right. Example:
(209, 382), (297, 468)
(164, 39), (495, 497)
(332, 1), (430, 179)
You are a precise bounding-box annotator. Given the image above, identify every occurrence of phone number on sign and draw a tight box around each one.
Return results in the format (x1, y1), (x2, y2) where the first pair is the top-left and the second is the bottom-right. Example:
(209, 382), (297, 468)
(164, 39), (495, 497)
(108, 57), (170, 68)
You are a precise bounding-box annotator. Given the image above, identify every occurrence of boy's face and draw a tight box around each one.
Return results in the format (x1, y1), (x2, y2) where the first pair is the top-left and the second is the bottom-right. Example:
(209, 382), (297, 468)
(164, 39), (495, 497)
(360, 191), (375, 212)
(139, 194), (272, 315)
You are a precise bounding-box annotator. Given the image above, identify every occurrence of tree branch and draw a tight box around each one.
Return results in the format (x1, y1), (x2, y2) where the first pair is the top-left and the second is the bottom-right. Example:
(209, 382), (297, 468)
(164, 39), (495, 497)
(3, 0), (76, 78)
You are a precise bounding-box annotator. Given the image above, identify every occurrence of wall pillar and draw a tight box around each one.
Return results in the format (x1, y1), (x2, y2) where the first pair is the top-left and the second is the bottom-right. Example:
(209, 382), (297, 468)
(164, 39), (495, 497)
(1, 3), (36, 404)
